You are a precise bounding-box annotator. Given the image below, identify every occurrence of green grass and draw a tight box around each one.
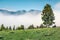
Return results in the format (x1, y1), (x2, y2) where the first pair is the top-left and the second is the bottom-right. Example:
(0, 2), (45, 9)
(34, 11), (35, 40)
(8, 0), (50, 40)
(0, 28), (60, 40)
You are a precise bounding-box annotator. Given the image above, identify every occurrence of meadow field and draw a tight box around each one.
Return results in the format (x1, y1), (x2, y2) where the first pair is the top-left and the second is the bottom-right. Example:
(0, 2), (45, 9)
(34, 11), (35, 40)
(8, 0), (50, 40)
(0, 28), (60, 40)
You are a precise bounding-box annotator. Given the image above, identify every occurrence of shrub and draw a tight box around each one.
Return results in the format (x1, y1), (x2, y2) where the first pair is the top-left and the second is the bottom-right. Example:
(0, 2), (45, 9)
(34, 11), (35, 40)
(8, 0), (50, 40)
(40, 24), (47, 28)
(16, 25), (24, 30)
(16, 26), (21, 30)
(37, 26), (40, 28)
(20, 25), (24, 29)
(52, 25), (56, 28)
(28, 24), (34, 29)
(40, 24), (44, 28)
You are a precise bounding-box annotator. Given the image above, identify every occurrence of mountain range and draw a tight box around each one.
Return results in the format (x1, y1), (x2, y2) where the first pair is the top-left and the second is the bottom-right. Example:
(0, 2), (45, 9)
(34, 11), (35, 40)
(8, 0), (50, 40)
(0, 9), (41, 15)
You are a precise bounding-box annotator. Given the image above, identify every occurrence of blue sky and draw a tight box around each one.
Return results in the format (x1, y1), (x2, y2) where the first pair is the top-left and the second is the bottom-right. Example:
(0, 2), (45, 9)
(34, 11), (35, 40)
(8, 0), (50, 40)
(0, 0), (60, 11)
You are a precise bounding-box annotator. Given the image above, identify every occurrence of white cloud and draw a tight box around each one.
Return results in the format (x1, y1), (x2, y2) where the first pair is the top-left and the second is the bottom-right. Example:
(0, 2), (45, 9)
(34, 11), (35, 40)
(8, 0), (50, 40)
(53, 10), (60, 26)
(54, 2), (60, 10)
(0, 12), (42, 28)
(53, 2), (60, 26)
(0, 8), (16, 11)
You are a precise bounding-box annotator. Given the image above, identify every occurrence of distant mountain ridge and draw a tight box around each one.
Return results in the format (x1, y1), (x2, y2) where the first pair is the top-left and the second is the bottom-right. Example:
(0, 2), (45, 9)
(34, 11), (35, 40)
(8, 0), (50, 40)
(0, 9), (41, 15)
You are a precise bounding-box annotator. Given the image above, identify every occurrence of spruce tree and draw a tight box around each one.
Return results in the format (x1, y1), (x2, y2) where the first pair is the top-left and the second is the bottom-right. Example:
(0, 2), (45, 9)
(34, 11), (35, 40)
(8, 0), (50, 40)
(20, 25), (24, 29)
(42, 4), (55, 27)
(13, 25), (15, 30)
(0, 24), (5, 31)
(9, 26), (12, 30)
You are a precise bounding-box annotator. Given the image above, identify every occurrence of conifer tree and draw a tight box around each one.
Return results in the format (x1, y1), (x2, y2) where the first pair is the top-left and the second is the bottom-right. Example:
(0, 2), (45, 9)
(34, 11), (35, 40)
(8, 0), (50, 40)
(42, 4), (55, 27)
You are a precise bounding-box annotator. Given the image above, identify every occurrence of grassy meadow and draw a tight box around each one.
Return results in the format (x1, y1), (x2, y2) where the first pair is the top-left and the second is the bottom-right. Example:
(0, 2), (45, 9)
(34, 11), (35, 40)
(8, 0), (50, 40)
(0, 28), (60, 40)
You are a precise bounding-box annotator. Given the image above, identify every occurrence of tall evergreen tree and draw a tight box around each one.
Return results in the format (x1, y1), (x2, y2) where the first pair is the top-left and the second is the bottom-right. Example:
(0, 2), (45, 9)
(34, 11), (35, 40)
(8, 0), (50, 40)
(0, 24), (5, 31)
(13, 25), (15, 30)
(9, 26), (12, 30)
(20, 25), (24, 29)
(42, 4), (55, 27)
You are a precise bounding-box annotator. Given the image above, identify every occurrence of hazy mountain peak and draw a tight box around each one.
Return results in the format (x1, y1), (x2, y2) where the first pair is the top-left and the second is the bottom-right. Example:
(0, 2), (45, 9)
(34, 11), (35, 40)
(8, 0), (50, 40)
(0, 9), (41, 15)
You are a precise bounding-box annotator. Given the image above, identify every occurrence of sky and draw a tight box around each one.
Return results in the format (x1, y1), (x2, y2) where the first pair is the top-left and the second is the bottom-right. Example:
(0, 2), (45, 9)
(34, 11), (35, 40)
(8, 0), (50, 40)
(0, 0), (60, 11)
(0, 0), (60, 28)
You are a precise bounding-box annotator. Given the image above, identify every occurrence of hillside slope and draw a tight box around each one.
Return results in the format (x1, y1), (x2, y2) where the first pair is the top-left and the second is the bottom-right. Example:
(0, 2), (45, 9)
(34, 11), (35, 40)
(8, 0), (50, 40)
(0, 28), (60, 40)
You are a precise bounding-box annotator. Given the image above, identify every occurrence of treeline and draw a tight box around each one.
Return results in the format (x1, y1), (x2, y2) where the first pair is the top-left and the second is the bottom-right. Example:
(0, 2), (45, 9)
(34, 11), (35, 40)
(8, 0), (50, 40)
(0, 24), (56, 31)
(0, 24), (24, 31)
